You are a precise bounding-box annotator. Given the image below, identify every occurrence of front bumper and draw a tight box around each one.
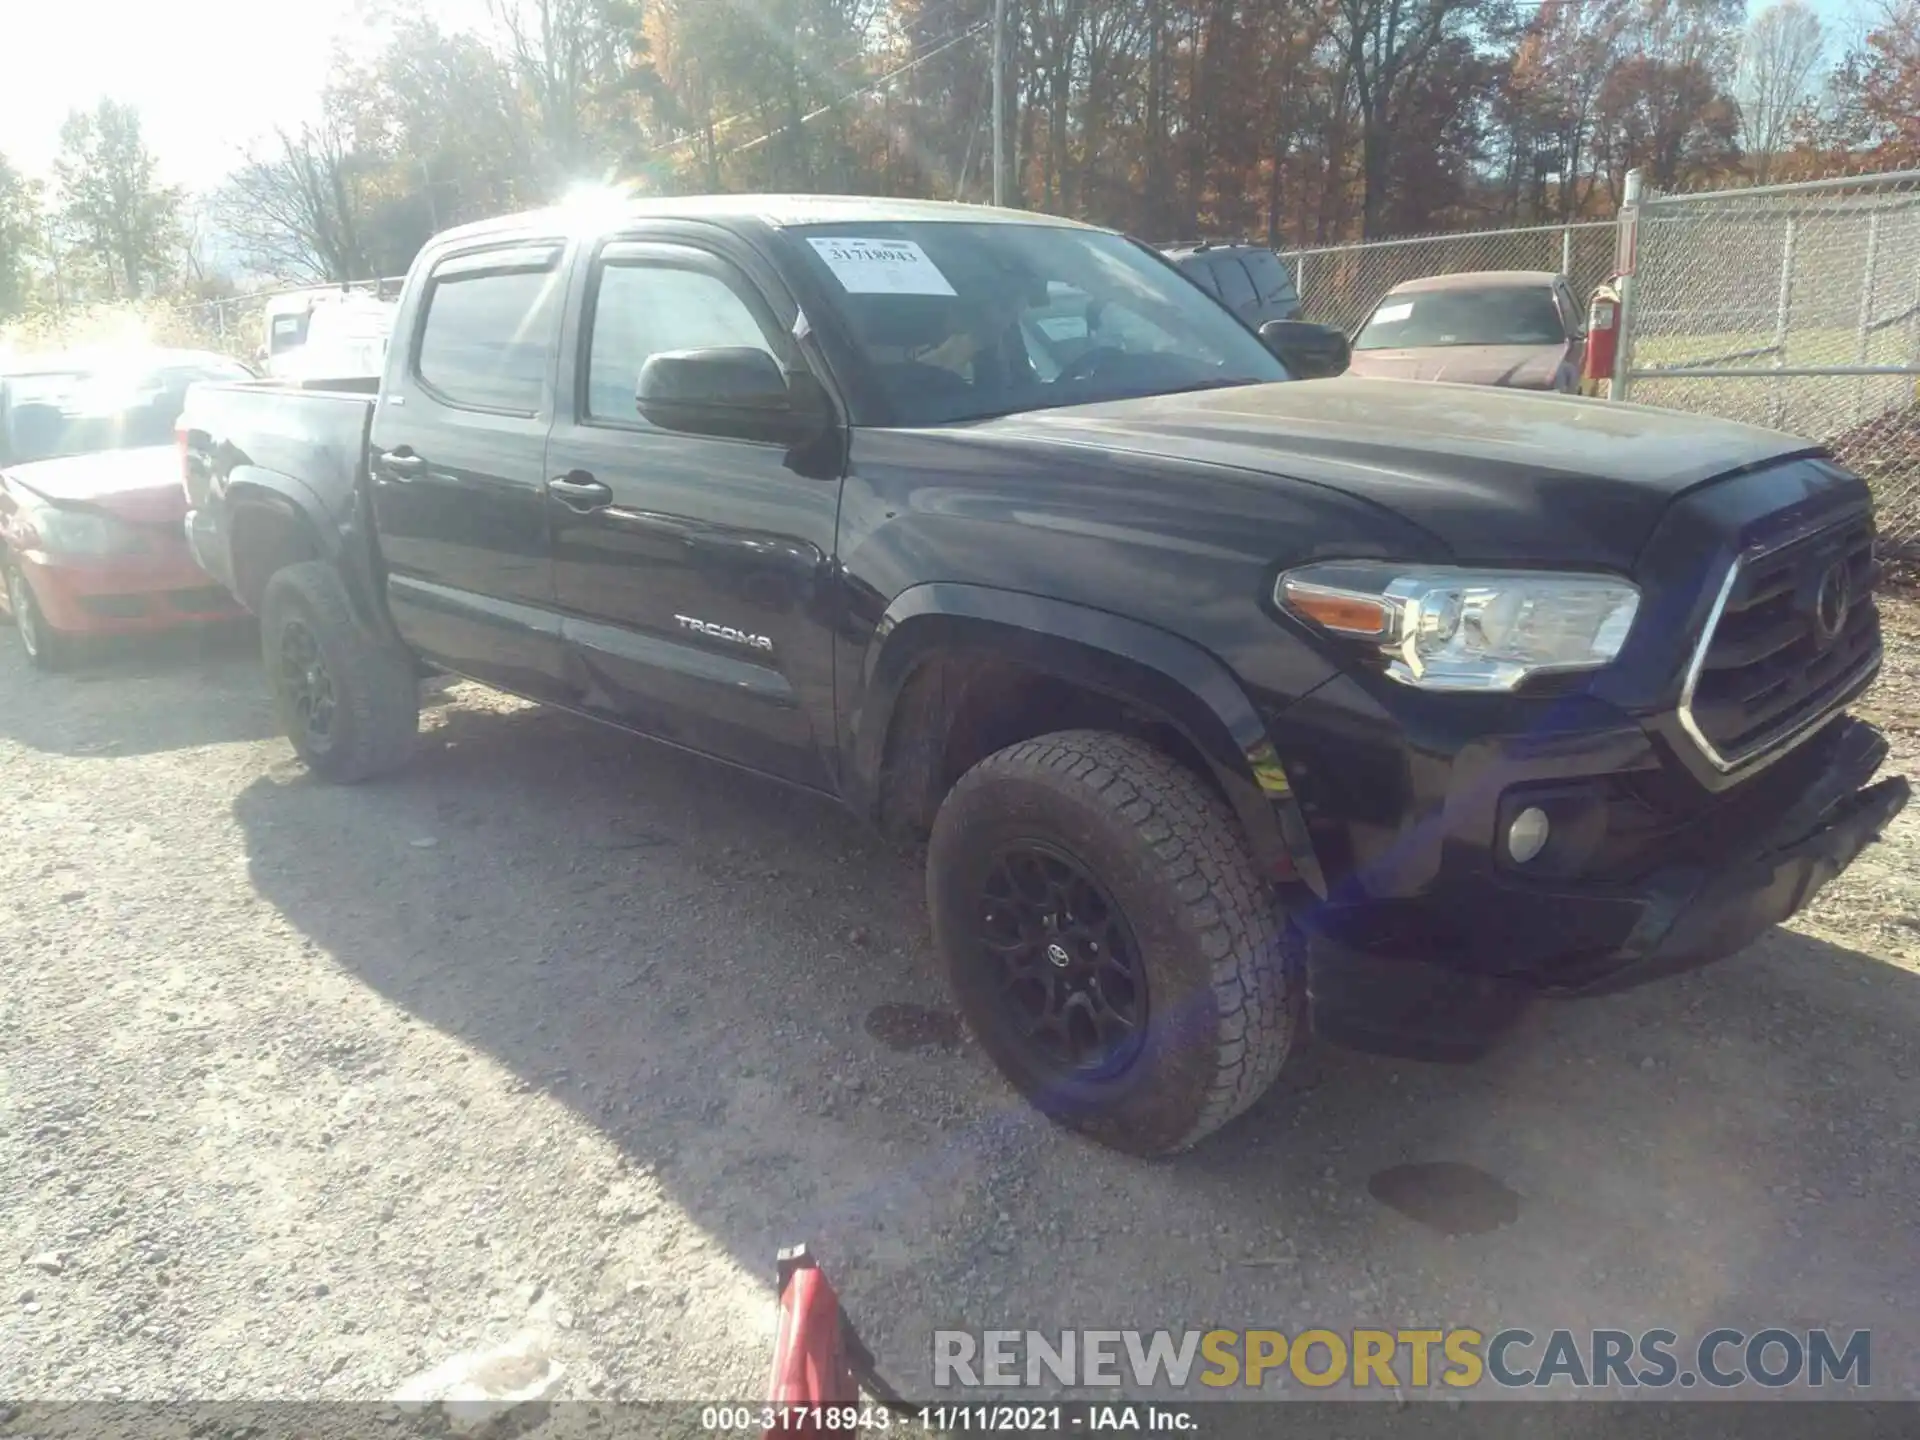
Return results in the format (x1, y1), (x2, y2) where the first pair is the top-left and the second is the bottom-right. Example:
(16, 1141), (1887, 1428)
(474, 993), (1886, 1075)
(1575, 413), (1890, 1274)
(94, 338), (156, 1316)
(1303, 715), (1908, 1061)
(12, 543), (242, 635)
(183, 507), (236, 594)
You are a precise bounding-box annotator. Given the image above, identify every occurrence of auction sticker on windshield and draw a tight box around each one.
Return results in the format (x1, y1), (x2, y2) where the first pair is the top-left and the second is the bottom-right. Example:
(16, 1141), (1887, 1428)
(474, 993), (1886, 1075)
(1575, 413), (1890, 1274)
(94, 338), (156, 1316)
(1371, 301), (1414, 324)
(807, 237), (957, 296)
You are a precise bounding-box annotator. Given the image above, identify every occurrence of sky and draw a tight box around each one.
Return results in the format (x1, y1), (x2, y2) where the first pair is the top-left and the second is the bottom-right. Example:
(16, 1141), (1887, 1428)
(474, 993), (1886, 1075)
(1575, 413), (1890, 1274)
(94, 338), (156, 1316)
(0, 0), (483, 191)
(0, 0), (1882, 197)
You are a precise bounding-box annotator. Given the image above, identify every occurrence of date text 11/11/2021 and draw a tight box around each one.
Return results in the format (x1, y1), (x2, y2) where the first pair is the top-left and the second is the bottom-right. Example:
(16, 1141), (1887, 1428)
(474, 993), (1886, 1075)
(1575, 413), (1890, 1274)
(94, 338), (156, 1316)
(700, 1404), (1200, 1431)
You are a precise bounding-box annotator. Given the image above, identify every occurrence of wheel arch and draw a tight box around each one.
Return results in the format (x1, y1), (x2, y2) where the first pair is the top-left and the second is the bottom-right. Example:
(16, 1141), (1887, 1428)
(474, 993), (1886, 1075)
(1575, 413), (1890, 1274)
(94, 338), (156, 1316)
(224, 466), (395, 646)
(849, 582), (1326, 897)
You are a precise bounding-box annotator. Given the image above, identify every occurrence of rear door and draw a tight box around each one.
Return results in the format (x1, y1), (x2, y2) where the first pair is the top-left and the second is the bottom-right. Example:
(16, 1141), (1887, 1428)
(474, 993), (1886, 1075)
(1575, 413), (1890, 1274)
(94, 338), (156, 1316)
(542, 230), (842, 791)
(367, 239), (571, 700)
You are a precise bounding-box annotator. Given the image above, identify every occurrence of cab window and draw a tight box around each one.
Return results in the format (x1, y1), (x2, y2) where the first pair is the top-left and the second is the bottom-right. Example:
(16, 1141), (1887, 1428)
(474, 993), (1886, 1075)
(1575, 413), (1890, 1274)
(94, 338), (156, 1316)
(584, 262), (777, 424)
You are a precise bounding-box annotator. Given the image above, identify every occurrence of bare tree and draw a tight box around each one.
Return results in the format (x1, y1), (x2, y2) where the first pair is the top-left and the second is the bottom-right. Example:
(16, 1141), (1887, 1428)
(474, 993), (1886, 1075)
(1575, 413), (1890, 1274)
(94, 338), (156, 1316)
(1736, 0), (1826, 180)
(486, 0), (647, 185)
(215, 120), (378, 284)
(1333, 0), (1483, 236)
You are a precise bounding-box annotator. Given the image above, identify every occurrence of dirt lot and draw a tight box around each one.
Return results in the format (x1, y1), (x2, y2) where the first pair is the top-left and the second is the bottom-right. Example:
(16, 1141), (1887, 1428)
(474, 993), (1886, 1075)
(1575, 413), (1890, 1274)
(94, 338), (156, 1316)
(3, 598), (1919, 1406)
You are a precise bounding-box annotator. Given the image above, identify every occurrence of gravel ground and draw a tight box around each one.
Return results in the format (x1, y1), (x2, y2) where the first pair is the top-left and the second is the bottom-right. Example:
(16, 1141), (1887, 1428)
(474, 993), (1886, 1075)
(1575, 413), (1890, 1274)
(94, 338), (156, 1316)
(2, 597), (1919, 1407)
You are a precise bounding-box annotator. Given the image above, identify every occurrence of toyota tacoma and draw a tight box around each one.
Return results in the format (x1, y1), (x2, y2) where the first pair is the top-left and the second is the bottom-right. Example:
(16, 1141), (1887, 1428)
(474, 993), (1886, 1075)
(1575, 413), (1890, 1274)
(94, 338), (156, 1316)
(178, 195), (1908, 1155)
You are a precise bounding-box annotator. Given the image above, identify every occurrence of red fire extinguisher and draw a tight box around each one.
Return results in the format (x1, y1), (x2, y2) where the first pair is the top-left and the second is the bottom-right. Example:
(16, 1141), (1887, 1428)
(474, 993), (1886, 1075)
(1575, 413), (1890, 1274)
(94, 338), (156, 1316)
(1581, 279), (1622, 396)
(765, 1245), (909, 1438)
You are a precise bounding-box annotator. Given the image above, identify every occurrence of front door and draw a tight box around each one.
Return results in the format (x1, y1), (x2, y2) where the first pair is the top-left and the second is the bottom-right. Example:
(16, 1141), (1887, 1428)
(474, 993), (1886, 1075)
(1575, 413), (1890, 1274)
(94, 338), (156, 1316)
(544, 235), (842, 791)
(368, 240), (570, 701)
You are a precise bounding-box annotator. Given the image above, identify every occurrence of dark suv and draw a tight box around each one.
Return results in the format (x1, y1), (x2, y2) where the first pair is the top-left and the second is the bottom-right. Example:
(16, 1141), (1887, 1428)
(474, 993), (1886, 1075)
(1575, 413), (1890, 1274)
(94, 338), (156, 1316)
(1162, 241), (1303, 326)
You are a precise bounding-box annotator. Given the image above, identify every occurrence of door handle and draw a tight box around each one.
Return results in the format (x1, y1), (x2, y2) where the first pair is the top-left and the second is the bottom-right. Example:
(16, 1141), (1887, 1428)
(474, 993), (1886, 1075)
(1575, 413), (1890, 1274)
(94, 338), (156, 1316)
(548, 473), (612, 511)
(375, 449), (426, 481)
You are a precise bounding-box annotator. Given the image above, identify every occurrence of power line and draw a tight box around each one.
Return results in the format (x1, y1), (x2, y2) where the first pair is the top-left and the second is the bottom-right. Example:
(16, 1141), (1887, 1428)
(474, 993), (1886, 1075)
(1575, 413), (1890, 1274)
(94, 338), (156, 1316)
(718, 21), (992, 161)
(650, 3), (980, 159)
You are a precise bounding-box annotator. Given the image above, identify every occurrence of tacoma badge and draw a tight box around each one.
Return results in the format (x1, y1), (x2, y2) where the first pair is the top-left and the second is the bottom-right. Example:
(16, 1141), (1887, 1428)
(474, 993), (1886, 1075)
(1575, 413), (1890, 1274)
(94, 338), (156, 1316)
(675, 614), (774, 652)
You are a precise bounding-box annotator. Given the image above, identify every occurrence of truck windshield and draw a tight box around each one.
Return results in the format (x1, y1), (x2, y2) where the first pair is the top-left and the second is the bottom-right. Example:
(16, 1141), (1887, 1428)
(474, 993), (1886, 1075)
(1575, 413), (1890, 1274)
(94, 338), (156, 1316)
(1354, 286), (1568, 351)
(787, 221), (1288, 425)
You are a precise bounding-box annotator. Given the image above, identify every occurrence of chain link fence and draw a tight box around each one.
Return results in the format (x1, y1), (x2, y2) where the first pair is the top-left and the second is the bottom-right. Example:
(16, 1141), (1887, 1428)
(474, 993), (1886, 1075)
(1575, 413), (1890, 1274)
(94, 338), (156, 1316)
(162, 278), (408, 361)
(1616, 170), (1920, 554)
(145, 180), (1920, 552)
(1280, 222), (1617, 334)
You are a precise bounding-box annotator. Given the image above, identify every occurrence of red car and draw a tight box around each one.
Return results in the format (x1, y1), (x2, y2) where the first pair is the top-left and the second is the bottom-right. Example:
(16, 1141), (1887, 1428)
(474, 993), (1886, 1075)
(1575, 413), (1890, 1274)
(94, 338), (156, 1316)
(1, 349), (253, 669)
(1343, 270), (1588, 391)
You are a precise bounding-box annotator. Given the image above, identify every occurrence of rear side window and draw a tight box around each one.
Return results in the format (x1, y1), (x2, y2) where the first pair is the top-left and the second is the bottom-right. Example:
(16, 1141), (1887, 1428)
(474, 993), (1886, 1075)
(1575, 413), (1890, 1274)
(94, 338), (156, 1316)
(1240, 249), (1297, 305)
(416, 264), (562, 413)
(269, 313), (310, 354)
(1177, 257), (1221, 298)
(1211, 258), (1258, 310)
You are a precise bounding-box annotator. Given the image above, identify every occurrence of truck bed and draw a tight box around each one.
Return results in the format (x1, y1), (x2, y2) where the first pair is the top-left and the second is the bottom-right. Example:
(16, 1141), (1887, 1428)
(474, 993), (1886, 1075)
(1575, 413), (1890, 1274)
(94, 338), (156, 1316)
(180, 379), (379, 600)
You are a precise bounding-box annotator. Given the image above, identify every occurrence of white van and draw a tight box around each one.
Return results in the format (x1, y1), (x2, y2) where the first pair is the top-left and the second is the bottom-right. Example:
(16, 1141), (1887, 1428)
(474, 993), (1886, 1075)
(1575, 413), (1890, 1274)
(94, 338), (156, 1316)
(260, 290), (398, 381)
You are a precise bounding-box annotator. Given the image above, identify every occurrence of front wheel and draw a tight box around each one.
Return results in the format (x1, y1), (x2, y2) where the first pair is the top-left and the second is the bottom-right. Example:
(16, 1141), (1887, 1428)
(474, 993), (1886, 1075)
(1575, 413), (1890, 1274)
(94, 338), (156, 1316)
(260, 561), (419, 783)
(6, 559), (76, 671)
(928, 730), (1300, 1155)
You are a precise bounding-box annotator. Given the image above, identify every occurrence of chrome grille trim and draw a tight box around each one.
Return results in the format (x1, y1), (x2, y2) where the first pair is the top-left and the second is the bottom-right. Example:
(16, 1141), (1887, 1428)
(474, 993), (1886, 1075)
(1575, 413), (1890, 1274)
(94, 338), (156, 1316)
(1676, 522), (1882, 774)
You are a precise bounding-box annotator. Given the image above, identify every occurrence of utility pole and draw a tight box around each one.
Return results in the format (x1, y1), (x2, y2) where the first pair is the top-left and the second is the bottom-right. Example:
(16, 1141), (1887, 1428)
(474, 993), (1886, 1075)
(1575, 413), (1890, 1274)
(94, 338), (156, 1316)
(992, 0), (1009, 207)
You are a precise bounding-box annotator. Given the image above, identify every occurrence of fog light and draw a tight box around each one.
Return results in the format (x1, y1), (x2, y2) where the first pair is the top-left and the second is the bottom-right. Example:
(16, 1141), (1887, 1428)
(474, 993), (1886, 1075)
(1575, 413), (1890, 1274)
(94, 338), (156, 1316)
(1507, 806), (1551, 864)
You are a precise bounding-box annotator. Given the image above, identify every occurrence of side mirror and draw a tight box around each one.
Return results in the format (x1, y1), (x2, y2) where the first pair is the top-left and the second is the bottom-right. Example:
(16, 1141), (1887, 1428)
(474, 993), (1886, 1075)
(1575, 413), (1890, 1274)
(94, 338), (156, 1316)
(636, 346), (826, 444)
(1259, 320), (1351, 380)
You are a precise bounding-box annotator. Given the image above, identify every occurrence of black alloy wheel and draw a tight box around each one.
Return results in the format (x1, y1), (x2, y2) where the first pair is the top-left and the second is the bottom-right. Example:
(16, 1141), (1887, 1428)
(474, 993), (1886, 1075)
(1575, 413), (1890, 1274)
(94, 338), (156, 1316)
(278, 616), (337, 753)
(977, 841), (1148, 1080)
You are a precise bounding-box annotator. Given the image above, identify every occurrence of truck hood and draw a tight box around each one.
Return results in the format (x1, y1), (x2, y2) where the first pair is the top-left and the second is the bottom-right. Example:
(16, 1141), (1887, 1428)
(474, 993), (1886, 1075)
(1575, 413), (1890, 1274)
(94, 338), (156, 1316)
(1343, 343), (1568, 389)
(1, 446), (185, 525)
(968, 377), (1821, 569)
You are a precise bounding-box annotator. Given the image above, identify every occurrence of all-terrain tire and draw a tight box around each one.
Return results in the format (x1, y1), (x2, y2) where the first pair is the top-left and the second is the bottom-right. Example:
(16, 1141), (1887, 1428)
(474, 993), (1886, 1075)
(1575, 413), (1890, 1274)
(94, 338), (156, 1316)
(260, 561), (418, 783)
(928, 730), (1300, 1155)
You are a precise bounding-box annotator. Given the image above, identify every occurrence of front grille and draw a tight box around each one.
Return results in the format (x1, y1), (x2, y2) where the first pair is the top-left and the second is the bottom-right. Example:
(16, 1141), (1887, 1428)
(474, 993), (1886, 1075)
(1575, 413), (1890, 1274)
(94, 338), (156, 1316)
(1679, 513), (1880, 770)
(165, 586), (237, 614)
(79, 594), (150, 619)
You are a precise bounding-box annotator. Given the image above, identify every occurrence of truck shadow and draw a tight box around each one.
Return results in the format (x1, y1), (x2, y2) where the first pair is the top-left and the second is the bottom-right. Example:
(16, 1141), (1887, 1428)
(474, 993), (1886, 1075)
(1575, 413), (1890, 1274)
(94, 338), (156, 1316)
(0, 628), (466, 759)
(229, 695), (1920, 1396)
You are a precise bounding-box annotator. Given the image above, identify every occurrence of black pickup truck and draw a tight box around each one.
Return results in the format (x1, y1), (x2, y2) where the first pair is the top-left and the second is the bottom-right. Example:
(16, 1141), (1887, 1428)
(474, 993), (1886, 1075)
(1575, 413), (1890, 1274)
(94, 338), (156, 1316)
(180, 195), (1908, 1155)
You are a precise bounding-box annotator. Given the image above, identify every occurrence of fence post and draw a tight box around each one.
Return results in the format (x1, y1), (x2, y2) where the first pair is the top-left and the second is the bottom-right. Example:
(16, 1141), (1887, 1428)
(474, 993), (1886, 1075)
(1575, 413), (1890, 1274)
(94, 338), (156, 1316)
(1612, 169), (1643, 403)
(1854, 212), (1881, 424)
(1560, 225), (1572, 278)
(1295, 253), (1307, 312)
(1909, 219), (1920, 377)
(1767, 215), (1796, 430)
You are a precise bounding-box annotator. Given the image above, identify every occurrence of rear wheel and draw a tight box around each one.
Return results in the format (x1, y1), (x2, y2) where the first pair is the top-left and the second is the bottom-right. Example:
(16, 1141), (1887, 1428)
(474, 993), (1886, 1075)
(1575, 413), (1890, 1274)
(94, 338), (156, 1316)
(260, 561), (418, 782)
(6, 559), (76, 672)
(928, 730), (1300, 1155)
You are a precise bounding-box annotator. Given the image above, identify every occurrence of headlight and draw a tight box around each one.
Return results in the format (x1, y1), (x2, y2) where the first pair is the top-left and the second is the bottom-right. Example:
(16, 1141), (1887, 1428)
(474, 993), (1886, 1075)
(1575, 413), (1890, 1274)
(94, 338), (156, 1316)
(1277, 561), (1639, 691)
(22, 502), (145, 558)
